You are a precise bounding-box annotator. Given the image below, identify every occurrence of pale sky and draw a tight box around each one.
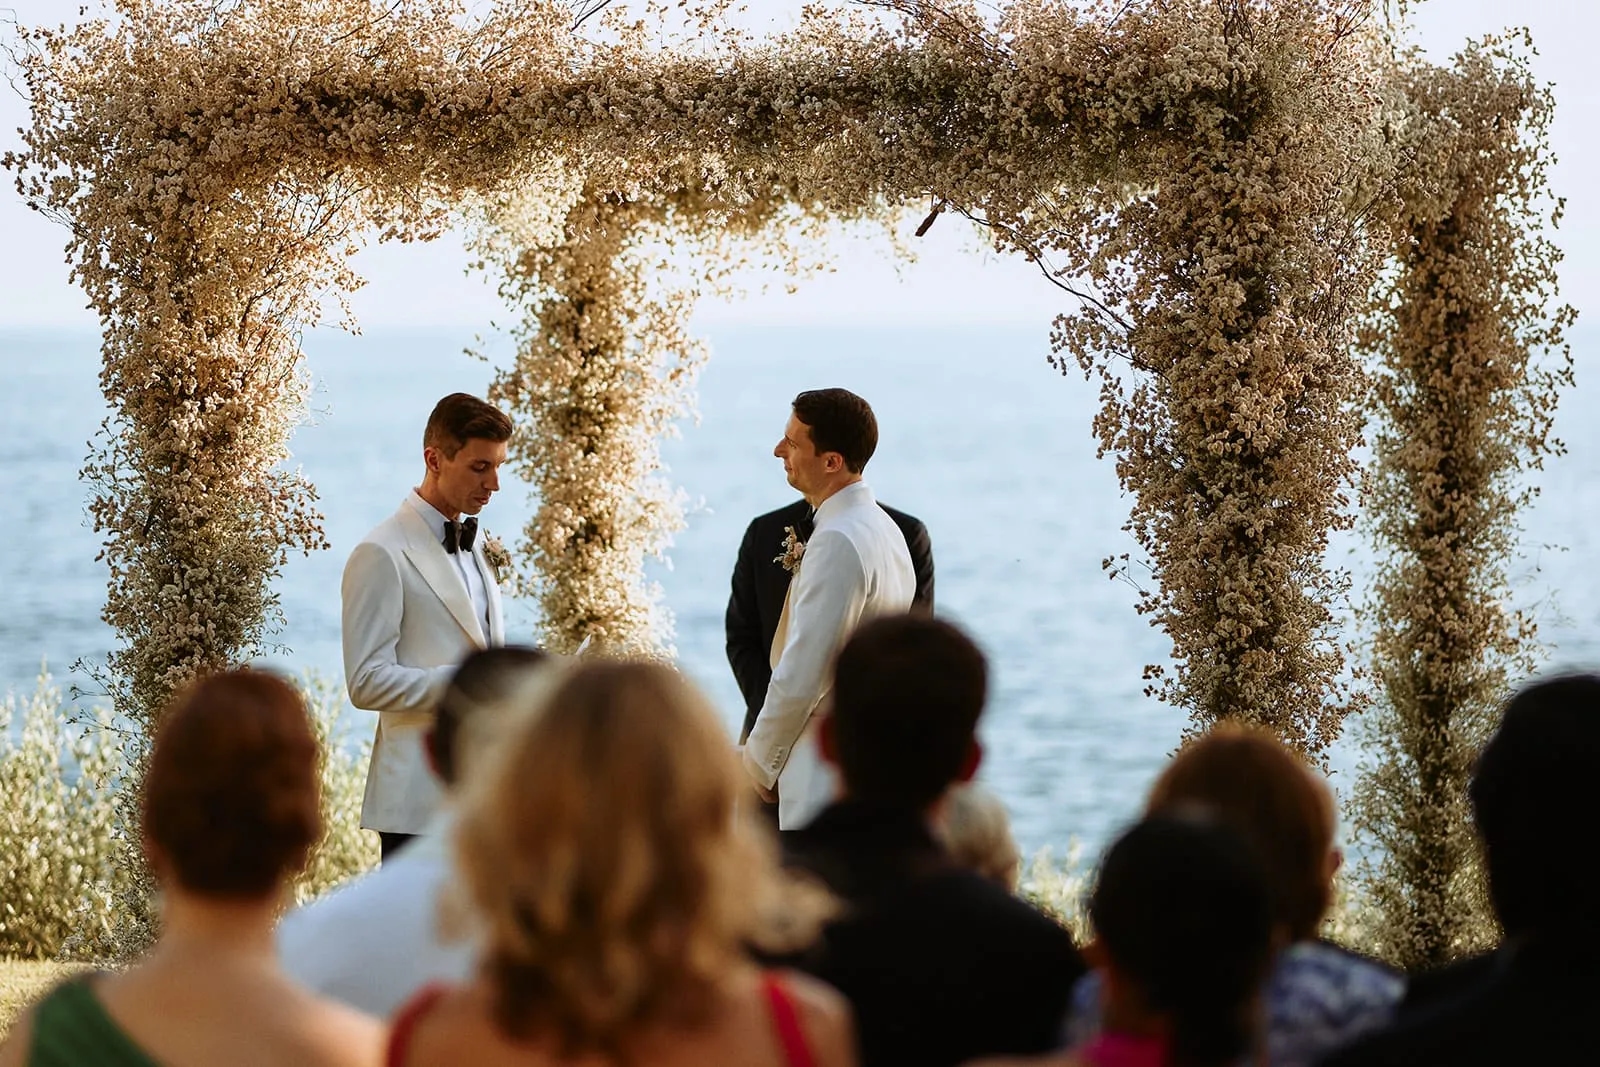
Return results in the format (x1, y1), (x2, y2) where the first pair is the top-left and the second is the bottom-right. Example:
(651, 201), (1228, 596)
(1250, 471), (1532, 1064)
(0, 0), (1592, 330)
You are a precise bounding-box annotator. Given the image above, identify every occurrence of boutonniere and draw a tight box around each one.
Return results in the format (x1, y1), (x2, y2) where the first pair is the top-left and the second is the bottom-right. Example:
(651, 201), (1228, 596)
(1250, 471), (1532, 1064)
(774, 525), (807, 574)
(482, 533), (512, 582)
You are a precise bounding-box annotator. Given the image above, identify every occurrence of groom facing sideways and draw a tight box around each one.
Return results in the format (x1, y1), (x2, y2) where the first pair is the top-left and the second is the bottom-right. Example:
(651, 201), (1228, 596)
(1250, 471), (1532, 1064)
(741, 388), (916, 830)
(342, 392), (513, 860)
(726, 498), (933, 751)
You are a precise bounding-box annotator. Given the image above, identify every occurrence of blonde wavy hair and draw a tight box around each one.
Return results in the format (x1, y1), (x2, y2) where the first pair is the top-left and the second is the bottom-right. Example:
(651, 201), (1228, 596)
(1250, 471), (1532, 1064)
(454, 659), (826, 1055)
(938, 784), (1022, 892)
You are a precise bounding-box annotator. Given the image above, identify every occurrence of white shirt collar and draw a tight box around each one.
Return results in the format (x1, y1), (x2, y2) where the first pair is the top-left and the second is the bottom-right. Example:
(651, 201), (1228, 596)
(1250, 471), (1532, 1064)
(814, 480), (874, 527)
(406, 490), (456, 542)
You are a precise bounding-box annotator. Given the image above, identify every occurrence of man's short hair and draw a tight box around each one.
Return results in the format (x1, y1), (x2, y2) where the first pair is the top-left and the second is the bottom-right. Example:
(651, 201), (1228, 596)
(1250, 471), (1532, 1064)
(830, 614), (987, 809)
(792, 389), (878, 474)
(431, 646), (548, 787)
(424, 393), (514, 460)
(1470, 672), (1600, 936)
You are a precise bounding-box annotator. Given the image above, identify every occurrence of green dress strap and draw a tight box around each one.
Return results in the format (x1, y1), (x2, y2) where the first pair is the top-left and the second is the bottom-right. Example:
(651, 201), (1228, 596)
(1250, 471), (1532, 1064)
(27, 973), (162, 1067)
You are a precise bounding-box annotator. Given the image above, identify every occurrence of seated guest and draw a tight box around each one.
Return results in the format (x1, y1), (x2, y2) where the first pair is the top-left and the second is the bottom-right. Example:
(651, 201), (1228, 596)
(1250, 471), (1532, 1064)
(784, 615), (1086, 1067)
(278, 646), (552, 1017)
(1320, 673), (1600, 1066)
(387, 661), (855, 1067)
(1066, 726), (1403, 1067)
(937, 783), (1023, 892)
(0, 670), (382, 1067)
(972, 815), (1276, 1067)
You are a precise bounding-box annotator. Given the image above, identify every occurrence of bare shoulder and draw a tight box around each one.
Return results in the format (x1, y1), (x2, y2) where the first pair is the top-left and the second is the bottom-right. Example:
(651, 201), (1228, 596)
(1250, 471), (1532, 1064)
(296, 996), (386, 1067)
(0, 1004), (37, 1067)
(775, 970), (857, 1067)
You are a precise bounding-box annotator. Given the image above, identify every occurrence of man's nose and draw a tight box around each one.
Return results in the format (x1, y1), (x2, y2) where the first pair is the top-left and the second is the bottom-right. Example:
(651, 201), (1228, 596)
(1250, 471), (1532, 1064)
(486, 468), (500, 492)
(773, 440), (785, 458)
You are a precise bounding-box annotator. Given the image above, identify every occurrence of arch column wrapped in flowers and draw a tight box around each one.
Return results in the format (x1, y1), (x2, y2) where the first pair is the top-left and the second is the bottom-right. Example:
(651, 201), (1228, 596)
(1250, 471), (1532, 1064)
(1353, 38), (1575, 968)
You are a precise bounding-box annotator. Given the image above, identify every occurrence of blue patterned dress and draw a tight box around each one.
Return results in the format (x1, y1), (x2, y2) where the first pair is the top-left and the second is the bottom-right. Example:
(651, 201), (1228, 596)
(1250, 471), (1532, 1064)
(1064, 940), (1405, 1067)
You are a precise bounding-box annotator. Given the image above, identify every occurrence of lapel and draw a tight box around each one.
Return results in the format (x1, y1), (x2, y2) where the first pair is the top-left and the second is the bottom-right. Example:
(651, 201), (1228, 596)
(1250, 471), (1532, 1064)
(472, 539), (505, 646)
(771, 582), (794, 671)
(397, 504), (488, 649)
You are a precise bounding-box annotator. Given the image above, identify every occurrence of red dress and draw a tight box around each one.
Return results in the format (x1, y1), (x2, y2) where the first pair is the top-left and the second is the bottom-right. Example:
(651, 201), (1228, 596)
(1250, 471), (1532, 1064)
(387, 973), (817, 1067)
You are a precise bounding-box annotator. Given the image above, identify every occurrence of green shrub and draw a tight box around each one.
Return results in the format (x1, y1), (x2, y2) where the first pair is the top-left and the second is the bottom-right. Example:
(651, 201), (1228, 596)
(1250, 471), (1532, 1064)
(0, 672), (126, 960)
(1019, 842), (1089, 943)
(0, 669), (378, 960)
(1019, 840), (1388, 963)
(293, 675), (380, 904)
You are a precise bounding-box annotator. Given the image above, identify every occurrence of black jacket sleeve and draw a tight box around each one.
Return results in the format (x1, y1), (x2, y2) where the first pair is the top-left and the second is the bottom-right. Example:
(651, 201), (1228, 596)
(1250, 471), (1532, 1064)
(726, 517), (772, 739)
(905, 519), (935, 615)
(883, 506), (936, 615)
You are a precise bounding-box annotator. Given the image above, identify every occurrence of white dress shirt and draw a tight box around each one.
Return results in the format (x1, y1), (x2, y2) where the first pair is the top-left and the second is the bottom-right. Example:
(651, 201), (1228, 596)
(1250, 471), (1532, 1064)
(743, 481), (916, 828)
(276, 810), (479, 1017)
(406, 491), (491, 638)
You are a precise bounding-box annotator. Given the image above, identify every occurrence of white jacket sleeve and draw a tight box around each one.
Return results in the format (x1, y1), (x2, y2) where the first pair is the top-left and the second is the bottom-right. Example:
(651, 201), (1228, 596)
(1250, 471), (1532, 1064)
(342, 542), (454, 713)
(742, 529), (867, 790)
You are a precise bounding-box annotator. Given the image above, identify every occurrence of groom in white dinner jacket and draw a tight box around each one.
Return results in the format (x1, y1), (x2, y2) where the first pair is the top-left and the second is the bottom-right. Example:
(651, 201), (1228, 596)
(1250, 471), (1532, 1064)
(743, 388), (916, 829)
(342, 392), (514, 859)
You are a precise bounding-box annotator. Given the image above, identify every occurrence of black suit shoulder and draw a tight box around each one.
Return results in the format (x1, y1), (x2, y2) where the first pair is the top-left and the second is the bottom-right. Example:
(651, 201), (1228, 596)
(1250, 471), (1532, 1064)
(811, 870), (1084, 1066)
(878, 504), (934, 613)
(747, 498), (812, 537)
(1317, 940), (1600, 1067)
(879, 504), (925, 538)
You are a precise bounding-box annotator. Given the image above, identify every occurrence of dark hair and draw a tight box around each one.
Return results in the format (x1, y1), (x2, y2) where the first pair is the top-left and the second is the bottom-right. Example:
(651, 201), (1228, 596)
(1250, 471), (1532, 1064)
(1470, 672), (1600, 937)
(791, 389), (878, 474)
(1091, 816), (1274, 1067)
(1146, 726), (1335, 941)
(143, 669), (320, 898)
(430, 646), (549, 786)
(424, 392), (514, 459)
(830, 615), (986, 809)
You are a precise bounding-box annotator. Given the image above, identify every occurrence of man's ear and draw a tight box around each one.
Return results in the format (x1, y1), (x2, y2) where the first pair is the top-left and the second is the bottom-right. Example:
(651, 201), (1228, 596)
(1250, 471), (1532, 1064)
(957, 739), (983, 783)
(423, 445), (442, 475)
(819, 712), (841, 768)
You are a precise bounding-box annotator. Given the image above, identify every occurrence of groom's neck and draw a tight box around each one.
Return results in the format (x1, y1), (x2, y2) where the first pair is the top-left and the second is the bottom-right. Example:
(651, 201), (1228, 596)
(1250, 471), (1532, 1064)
(806, 473), (863, 510)
(416, 480), (460, 521)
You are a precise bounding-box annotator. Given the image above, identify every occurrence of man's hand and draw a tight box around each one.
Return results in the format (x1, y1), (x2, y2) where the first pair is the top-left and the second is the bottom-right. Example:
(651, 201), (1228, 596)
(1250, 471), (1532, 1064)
(736, 743), (778, 804)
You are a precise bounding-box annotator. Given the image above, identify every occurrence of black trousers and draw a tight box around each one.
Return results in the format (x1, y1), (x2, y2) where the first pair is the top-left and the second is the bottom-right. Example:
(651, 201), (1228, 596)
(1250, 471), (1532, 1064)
(379, 831), (416, 862)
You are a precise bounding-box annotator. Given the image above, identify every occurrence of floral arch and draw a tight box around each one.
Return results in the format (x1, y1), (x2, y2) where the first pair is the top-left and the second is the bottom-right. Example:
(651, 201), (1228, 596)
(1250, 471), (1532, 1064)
(7, 0), (1572, 962)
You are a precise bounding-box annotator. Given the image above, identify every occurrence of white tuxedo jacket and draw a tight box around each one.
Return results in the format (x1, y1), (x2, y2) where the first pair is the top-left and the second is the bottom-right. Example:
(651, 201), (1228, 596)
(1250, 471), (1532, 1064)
(743, 481), (915, 828)
(342, 495), (505, 833)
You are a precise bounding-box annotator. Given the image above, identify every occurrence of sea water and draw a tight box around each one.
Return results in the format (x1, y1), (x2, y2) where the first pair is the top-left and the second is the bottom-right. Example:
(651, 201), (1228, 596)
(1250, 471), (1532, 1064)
(3, 324), (1595, 858)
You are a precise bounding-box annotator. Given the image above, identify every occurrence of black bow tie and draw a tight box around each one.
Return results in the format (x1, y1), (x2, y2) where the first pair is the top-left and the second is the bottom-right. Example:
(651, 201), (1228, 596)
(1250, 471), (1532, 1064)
(443, 517), (478, 555)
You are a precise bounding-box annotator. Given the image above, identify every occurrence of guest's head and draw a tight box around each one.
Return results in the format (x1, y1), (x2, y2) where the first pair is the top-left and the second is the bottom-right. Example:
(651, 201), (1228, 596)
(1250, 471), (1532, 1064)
(456, 660), (819, 1055)
(1470, 672), (1600, 937)
(143, 669), (320, 901)
(426, 646), (551, 791)
(822, 614), (986, 813)
(1090, 815), (1274, 1067)
(421, 392), (513, 517)
(1145, 725), (1337, 942)
(938, 784), (1022, 891)
(777, 388), (877, 501)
